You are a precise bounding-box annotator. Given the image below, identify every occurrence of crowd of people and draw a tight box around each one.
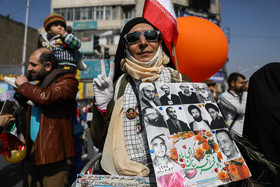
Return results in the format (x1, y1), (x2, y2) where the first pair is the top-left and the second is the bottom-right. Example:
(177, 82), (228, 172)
(0, 13), (279, 187)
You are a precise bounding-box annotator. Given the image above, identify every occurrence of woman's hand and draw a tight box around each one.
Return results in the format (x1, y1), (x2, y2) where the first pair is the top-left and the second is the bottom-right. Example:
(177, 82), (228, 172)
(93, 60), (115, 110)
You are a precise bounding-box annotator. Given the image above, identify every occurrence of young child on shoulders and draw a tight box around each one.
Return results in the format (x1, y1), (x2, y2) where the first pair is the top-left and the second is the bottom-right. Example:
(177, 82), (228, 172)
(38, 14), (86, 72)
(4, 14), (86, 106)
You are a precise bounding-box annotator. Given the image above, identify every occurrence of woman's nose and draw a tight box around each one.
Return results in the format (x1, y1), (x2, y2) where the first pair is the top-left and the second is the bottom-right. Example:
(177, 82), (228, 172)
(139, 34), (148, 45)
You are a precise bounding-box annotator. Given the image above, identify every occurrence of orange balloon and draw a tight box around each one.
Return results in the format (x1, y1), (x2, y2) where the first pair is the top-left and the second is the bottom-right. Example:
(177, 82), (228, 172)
(174, 16), (228, 82)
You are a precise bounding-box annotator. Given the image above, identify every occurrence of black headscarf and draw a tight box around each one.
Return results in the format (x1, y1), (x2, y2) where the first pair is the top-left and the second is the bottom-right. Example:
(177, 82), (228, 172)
(113, 17), (175, 82)
(243, 62), (280, 186)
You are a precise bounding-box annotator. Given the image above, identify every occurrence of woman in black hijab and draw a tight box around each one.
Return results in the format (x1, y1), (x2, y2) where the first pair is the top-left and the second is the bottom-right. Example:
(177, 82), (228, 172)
(113, 17), (176, 82)
(243, 62), (280, 186)
(90, 17), (189, 177)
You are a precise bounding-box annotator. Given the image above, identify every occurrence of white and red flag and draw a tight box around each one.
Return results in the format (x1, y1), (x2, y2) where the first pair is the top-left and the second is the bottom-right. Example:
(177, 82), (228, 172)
(143, 0), (179, 45)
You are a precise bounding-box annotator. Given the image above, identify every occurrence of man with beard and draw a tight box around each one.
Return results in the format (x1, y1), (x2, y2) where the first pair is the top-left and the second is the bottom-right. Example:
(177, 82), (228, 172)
(188, 105), (210, 131)
(219, 72), (248, 136)
(215, 129), (240, 160)
(140, 84), (160, 108)
(143, 107), (169, 136)
(14, 48), (78, 186)
(159, 84), (181, 105)
(166, 107), (190, 134)
(205, 103), (227, 129)
(196, 84), (215, 103)
(178, 84), (199, 104)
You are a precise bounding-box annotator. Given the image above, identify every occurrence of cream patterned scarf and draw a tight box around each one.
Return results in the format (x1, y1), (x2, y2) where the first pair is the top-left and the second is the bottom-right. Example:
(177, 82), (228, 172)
(120, 47), (169, 82)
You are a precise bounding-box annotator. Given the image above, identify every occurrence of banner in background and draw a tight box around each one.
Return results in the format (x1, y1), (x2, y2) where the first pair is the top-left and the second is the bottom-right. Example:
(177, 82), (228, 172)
(80, 60), (111, 79)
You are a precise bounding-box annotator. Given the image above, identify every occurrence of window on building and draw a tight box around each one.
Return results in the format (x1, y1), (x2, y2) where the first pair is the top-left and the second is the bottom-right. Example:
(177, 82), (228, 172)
(75, 8), (81, 21)
(122, 6), (134, 19)
(88, 7), (93, 20)
(96, 6), (104, 20)
(68, 6), (114, 21)
(66, 8), (73, 21)
(112, 6), (117, 20)
(53, 8), (61, 15)
(189, 0), (210, 12)
(60, 9), (66, 18)
(105, 6), (111, 20)
(81, 7), (89, 20)
(53, 8), (74, 21)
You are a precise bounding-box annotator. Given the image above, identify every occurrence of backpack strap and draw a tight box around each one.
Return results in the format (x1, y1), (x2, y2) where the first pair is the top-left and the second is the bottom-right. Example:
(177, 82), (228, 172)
(114, 74), (129, 102)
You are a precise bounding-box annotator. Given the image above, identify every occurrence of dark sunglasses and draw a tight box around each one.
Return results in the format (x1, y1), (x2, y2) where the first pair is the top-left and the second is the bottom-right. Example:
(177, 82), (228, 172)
(124, 30), (160, 44)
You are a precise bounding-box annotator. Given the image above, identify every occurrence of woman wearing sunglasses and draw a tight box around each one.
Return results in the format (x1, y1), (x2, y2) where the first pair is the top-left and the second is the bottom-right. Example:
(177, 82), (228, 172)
(90, 17), (190, 177)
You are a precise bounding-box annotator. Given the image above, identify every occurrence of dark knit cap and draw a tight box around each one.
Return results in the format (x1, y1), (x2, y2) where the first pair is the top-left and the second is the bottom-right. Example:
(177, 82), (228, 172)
(44, 14), (66, 31)
(113, 17), (175, 82)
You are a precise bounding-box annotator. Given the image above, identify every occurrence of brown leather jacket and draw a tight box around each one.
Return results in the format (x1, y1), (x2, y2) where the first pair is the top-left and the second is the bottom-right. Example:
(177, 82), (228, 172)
(16, 73), (78, 165)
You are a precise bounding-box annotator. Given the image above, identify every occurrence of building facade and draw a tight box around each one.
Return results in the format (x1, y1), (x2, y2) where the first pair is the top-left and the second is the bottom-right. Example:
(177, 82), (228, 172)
(0, 15), (39, 101)
(49, 0), (222, 101)
(0, 14), (38, 76)
(50, 0), (221, 59)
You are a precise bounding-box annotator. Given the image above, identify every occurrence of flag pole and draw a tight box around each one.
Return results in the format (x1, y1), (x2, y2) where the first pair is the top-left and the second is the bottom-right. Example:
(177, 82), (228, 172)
(171, 42), (180, 80)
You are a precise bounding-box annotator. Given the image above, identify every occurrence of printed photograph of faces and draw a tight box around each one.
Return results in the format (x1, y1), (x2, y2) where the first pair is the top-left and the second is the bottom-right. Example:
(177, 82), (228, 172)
(149, 134), (172, 167)
(214, 129), (242, 161)
(183, 104), (212, 131)
(142, 107), (170, 137)
(192, 83), (216, 103)
(155, 83), (182, 106)
(147, 133), (182, 176)
(138, 83), (161, 108)
(204, 103), (228, 130)
(157, 105), (191, 135)
(175, 83), (200, 104)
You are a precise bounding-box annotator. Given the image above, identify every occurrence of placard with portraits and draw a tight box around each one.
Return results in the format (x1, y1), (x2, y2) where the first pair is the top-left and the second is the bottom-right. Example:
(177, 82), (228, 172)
(139, 82), (251, 187)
